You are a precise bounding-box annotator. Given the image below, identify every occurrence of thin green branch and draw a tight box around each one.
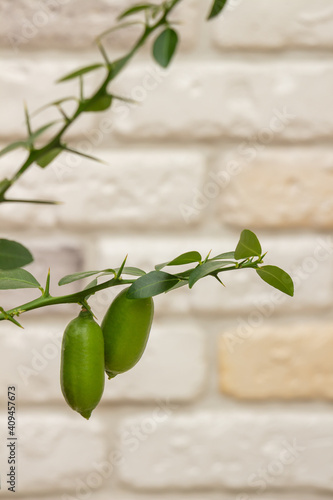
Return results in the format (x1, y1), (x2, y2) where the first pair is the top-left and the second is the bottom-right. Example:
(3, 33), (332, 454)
(0, 0), (183, 202)
(0, 277), (134, 321)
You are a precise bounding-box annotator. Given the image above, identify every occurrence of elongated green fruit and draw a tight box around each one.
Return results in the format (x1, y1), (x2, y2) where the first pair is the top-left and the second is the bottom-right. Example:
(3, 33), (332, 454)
(61, 310), (105, 419)
(101, 287), (154, 379)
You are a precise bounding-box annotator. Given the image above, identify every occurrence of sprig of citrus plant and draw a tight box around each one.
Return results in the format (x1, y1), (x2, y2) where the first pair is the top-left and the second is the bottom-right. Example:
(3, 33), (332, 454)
(0, 0), (294, 327)
(0, 0), (295, 419)
(0, 230), (294, 327)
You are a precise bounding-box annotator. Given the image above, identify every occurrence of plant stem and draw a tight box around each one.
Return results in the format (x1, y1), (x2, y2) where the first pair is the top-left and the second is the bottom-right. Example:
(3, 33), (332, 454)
(0, 0), (183, 202)
(0, 278), (134, 321)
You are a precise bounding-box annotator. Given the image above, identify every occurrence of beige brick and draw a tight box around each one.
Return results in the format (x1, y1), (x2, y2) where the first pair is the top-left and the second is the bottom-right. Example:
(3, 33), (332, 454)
(215, 148), (333, 229)
(110, 61), (333, 141)
(219, 322), (333, 400)
(119, 410), (333, 491)
(0, 0), (198, 51)
(0, 150), (206, 229)
(212, 0), (333, 50)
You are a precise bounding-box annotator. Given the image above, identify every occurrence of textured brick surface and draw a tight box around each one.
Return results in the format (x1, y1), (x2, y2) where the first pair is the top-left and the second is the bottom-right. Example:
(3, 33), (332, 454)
(0, 56), (97, 140)
(216, 148), (333, 229)
(104, 322), (206, 402)
(0, 0), (198, 51)
(119, 411), (333, 491)
(0, 150), (205, 229)
(109, 62), (333, 141)
(0, 411), (106, 495)
(0, 320), (206, 404)
(219, 322), (333, 399)
(212, 0), (333, 49)
(0, 2), (332, 499)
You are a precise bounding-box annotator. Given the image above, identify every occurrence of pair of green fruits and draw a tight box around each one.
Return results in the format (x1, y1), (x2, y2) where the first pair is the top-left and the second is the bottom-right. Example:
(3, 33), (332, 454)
(60, 287), (154, 419)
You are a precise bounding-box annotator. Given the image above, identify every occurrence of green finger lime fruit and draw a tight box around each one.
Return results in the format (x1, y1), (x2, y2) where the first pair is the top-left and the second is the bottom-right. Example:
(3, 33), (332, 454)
(60, 310), (105, 419)
(101, 287), (154, 379)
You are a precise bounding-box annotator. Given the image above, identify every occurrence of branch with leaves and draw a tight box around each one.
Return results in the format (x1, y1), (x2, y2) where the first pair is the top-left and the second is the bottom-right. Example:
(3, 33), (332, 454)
(0, 0), (226, 204)
(0, 230), (294, 327)
(0, 1), (294, 327)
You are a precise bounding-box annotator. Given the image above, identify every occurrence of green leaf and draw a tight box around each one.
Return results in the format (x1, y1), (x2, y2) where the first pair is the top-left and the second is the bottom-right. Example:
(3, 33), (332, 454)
(84, 94), (112, 112)
(0, 239), (33, 270)
(127, 271), (179, 299)
(112, 266), (146, 277)
(153, 28), (178, 68)
(209, 251), (235, 261)
(256, 266), (294, 297)
(207, 0), (228, 20)
(118, 4), (154, 20)
(155, 251), (202, 271)
(189, 261), (235, 288)
(0, 141), (29, 158)
(57, 64), (105, 83)
(234, 229), (262, 259)
(36, 147), (63, 168)
(165, 280), (188, 293)
(0, 269), (40, 289)
(59, 270), (115, 286)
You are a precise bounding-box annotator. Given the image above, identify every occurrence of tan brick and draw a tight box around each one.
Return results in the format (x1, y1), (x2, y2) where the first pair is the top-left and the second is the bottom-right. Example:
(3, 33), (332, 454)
(219, 322), (333, 400)
(215, 148), (333, 229)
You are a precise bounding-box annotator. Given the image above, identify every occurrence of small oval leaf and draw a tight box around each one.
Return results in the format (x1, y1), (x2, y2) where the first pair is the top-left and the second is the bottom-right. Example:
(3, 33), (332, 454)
(0, 269), (40, 289)
(256, 266), (294, 297)
(127, 271), (179, 299)
(234, 229), (262, 259)
(0, 239), (33, 270)
(153, 28), (178, 68)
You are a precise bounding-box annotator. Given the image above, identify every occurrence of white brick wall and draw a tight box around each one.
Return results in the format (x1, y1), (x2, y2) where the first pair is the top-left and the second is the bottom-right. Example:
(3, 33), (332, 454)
(118, 411), (333, 491)
(0, 0), (332, 499)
